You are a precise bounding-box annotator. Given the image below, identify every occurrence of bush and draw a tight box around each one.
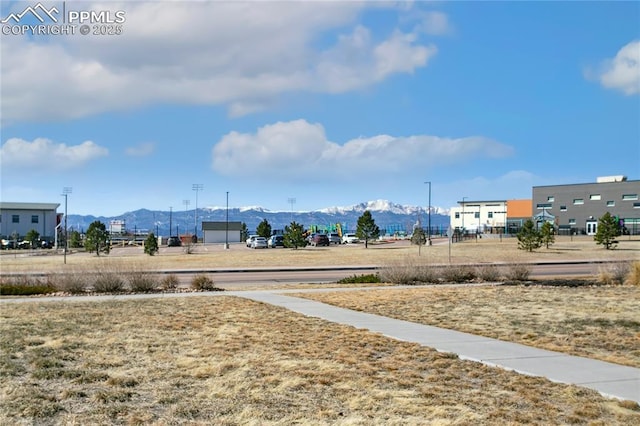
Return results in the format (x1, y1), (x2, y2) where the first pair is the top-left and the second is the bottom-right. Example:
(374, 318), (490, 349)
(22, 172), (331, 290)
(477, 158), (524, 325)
(380, 259), (439, 285)
(625, 261), (640, 286)
(0, 275), (57, 295)
(598, 262), (630, 285)
(190, 274), (220, 291)
(53, 273), (87, 294)
(337, 273), (381, 284)
(440, 265), (476, 283)
(161, 274), (180, 290)
(128, 272), (158, 292)
(92, 272), (125, 293)
(476, 265), (501, 282)
(503, 263), (532, 282)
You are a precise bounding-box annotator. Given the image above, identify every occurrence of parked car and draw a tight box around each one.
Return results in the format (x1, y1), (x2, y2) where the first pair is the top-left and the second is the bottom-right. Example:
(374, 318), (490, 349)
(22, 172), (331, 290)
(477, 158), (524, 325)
(342, 233), (359, 244)
(328, 233), (341, 244)
(251, 236), (268, 249)
(246, 235), (258, 247)
(167, 236), (182, 247)
(268, 235), (284, 248)
(309, 233), (330, 247)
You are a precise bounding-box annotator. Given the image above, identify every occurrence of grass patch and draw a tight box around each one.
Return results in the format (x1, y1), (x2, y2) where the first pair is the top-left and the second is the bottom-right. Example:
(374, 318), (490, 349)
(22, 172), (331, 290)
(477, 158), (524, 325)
(1, 297), (638, 424)
(337, 273), (381, 284)
(0, 275), (57, 296)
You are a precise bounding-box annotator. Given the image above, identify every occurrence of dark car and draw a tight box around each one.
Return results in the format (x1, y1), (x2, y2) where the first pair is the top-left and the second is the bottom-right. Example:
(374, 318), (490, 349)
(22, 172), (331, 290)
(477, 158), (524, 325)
(167, 236), (182, 247)
(310, 233), (330, 247)
(268, 235), (284, 248)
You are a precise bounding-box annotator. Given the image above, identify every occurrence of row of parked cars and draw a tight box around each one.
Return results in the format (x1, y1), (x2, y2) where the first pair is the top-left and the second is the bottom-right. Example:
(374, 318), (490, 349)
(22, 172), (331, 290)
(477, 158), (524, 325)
(246, 233), (360, 249)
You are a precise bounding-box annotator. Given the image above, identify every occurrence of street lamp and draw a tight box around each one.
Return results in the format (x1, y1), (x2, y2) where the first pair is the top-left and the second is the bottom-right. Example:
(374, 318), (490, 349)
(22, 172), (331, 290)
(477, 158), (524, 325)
(62, 187), (72, 264)
(287, 197), (296, 224)
(225, 191), (229, 249)
(183, 199), (190, 236)
(192, 184), (203, 239)
(169, 206), (173, 237)
(424, 181), (431, 244)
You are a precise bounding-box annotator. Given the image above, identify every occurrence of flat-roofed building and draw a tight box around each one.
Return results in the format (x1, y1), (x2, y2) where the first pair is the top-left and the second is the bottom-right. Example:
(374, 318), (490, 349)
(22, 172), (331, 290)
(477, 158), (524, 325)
(0, 202), (61, 241)
(202, 221), (243, 244)
(532, 176), (640, 235)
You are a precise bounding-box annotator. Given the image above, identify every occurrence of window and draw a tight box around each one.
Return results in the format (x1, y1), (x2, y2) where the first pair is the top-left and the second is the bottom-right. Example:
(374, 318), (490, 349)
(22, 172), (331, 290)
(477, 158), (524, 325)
(488, 212), (493, 219)
(455, 212), (460, 219)
(622, 194), (638, 201)
(634, 202), (640, 209)
(31, 215), (39, 224)
(11, 215), (19, 223)
(589, 194), (601, 201)
(568, 218), (576, 225)
(536, 203), (552, 209)
(607, 201), (615, 207)
(474, 212), (480, 219)
(547, 196), (555, 202)
(573, 199), (584, 205)
(560, 206), (567, 211)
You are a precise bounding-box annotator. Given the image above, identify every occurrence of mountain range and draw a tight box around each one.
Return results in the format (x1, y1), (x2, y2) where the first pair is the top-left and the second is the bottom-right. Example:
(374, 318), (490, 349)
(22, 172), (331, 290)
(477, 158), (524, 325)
(67, 200), (451, 236)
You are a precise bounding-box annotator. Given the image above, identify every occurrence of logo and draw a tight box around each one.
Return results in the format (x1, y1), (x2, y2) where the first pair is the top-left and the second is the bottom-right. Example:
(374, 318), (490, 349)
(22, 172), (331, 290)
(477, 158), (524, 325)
(1, 2), (126, 36)
(1, 2), (59, 24)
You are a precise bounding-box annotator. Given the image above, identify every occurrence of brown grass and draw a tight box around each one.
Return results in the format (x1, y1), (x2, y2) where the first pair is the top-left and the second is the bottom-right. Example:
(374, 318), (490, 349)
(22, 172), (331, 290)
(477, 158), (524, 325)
(1, 297), (638, 424)
(296, 285), (640, 368)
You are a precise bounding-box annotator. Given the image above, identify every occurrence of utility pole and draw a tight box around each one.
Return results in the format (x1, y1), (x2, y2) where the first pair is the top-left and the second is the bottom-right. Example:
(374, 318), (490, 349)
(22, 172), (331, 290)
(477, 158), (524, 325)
(183, 199), (190, 236)
(225, 191), (229, 249)
(62, 187), (72, 264)
(169, 206), (173, 237)
(287, 197), (296, 224)
(424, 181), (431, 245)
(192, 184), (203, 239)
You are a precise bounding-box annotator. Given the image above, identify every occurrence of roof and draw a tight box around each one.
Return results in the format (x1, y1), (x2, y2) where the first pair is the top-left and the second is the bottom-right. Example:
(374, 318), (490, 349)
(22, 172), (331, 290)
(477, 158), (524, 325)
(0, 202), (60, 211)
(202, 221), (243, 231)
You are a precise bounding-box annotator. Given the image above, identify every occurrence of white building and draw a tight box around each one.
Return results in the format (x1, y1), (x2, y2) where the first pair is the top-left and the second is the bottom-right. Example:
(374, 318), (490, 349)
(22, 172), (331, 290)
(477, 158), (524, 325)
(202, 221), (243, 244)
(0, 202), (61, 240)
(450, 200), (508, 233)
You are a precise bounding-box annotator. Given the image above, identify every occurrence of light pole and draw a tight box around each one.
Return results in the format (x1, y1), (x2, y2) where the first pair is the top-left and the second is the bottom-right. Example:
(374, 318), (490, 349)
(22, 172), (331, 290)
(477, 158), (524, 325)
(169, 206), (173, 237)
(192, 184), (203, 239)
(183, 199), (190, 236)
(62, 187), (72, 264)
(225, 191), (229, 249)
(287, 197), (296, 224)
(424, 181), (431, 244)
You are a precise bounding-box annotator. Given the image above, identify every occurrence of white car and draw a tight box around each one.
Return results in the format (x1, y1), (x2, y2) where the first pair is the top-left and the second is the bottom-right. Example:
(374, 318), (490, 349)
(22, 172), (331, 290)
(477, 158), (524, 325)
(251, 237), (268, 249)
(246, 235), (258, 247)
(342, 233), (359, 244)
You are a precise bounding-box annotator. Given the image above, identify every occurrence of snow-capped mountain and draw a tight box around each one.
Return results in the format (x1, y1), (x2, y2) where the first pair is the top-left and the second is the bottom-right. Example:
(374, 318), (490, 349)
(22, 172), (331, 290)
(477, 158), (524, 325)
(67, 200), (451, 236)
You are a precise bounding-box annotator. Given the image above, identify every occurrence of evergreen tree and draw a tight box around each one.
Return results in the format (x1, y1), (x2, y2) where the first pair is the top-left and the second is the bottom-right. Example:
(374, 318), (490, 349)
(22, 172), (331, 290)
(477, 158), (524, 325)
(240, 222), (248, 242)
(594, 212), (621, 250)
(539, 221), (555, 249)
(25, 229), (40, 249)
(517, 219), (541, 252)
(283, 221), (307, 249)
(356, 210), (380, 248)
(256, 219), (272, 239)
(411, 226), (427, 255)
(85, 220), (110, 256)
(144, 232), (159, 256)
(68, 230), (82, 248)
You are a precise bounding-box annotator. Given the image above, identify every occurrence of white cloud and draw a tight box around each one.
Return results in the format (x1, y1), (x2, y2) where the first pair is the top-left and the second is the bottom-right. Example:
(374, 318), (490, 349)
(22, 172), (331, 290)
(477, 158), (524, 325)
(125, 142), (155, 157)
(1, 1), (437, 125)
(592, 40), (640, 95)
(0, 137), (108, 171)
(420, 11), (452, 36)
(211, 119), (514, 181)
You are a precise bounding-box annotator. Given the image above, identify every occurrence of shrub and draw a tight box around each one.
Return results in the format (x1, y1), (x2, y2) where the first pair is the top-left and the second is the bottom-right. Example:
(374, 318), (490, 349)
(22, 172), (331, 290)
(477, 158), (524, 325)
(477, 265), (501, 282)
(440, 265), (476, 283)
(598, 262), (630, 285)
(161, 274), (180, 290)
(92, 272), (125, 293)
(503, 263), (532, 282)
(624, 261), (640, 286)
(128, 272), (158, 292)
(190, 274), (220, 291)
(0, 275), (57, 295)
(53, 273), (87, 294)
(337, 273), (381, 284)
(379, 259), (439, 285)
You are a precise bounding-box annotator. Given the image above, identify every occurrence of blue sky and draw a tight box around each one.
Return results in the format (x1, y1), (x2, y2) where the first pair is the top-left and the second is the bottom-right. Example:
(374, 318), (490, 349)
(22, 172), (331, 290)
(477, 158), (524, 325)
(1, 0), (639, 216)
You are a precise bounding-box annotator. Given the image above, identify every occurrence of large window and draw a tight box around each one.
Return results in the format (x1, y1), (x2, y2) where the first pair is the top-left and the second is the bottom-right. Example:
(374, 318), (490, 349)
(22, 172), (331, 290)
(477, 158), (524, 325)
(31, 215), (39, 224)
(622, 194), (638, 201)
(488, 212), (494, 219)
(474, 212), (480, 219)
(12, 215), (19, 223)
(536, 203), (552, 209)
(590, 194), (601, 201)
(573, 199), (584, 205)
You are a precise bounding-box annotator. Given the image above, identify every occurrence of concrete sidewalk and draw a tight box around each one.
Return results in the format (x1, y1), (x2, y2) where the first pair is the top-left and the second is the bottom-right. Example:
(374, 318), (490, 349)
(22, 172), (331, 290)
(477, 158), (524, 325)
(239, 291), (640, 404)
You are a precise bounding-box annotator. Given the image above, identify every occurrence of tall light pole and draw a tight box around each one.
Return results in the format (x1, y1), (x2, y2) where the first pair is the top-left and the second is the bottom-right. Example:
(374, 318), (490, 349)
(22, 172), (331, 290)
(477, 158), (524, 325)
(287, 197), (296, 224)
(192, 184), (203, 239)
(424, 181), (431, 244)
(62, 187), (72, 264)
(183, 199), (190, 236)
(169, 206), (173, 237)
(225, 191), (229, 249)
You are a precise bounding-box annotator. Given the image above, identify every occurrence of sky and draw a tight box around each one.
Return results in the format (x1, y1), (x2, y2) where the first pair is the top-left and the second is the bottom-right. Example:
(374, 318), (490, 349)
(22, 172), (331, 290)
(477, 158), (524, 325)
(0, 0), (639, 217)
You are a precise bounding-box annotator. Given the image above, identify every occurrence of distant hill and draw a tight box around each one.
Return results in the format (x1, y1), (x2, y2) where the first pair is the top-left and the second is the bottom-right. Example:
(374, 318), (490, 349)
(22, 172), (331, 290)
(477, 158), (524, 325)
(66, 200), (450, 236)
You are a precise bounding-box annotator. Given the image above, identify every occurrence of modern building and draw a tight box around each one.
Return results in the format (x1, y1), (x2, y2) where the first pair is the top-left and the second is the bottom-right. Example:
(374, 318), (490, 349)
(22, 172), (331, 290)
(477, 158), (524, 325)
(202, 221), (243, 244)
(0, 202), (61, 241)
(450, 200), (508, 234)
(532, 176), (640, 235)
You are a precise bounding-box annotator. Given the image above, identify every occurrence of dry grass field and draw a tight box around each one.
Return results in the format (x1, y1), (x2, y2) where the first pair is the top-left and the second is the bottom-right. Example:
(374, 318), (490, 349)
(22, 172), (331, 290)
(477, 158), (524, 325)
(1, 236), (639, 273)
(1, 296), (639, 425)
(295, 285), (640, 368)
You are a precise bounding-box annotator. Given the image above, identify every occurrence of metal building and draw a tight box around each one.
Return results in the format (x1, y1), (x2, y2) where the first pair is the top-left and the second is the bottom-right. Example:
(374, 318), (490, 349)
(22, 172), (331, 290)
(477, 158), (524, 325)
(0, 202), (61, 241)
